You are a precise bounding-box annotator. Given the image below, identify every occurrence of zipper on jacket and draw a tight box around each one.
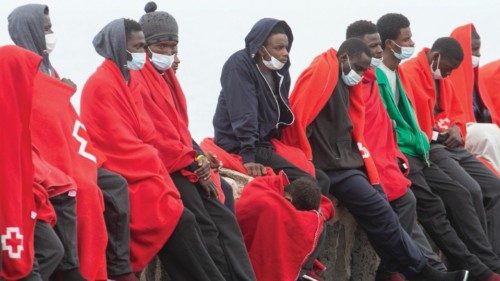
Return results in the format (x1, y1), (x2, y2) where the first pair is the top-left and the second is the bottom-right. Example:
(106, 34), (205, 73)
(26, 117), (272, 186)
(257, 65), (294, 128)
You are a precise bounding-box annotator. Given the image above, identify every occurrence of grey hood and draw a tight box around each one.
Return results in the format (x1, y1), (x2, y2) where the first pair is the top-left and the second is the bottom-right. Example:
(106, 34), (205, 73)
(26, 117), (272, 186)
(92, 18), (129, 80)
(8, 4), (53, 74)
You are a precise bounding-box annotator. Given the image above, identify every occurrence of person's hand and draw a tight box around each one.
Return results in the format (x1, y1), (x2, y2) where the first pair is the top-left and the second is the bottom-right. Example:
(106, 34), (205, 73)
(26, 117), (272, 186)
(443, 125), (463, 148)
(244, 162), (267, 177)
(206, 152), (222, 169)
(194, 156), (211, 181)
(198, 178), (218, 198)
(61, 78), (77, 90)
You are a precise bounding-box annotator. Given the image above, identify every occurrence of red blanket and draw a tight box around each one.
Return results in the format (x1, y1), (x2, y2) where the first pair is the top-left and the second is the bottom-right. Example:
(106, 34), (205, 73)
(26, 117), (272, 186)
(81, 59), (183, 272)
(31, 72), (108, 279)
(400, 48), (467, 139)
(449, 24), (500, 126)
(480, 59), (500, 125)
(236, 171), (333, 281)
(281, 48), (380, 185)
(0, 46), (39, 280)
(32, 147), (78, 226)
(362, 69), (410, 201)
(131, 61), (224, 202)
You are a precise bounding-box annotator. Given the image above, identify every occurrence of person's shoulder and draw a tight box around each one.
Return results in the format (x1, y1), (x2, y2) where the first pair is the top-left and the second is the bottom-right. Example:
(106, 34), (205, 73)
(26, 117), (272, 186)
(223, 49), (254, 71)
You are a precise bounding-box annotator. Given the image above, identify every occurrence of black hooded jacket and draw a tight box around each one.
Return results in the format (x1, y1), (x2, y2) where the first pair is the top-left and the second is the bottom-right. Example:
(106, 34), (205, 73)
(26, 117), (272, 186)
(213, 18), (294, 163)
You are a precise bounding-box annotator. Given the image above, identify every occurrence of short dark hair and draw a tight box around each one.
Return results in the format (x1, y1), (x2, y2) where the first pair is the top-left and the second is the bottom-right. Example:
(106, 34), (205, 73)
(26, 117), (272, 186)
(124, 18), (142, 38)
(284, 177), (321, 211)
(431, 37), (464, 64)
(377, 13), (410, 49)
(346, 20), (378, 40)
(337, 38), (372, 59)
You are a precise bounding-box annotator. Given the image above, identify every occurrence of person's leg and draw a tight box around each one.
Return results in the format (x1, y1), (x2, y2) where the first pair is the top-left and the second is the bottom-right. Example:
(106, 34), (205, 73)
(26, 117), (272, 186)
(406, 155), (494, 280)
(171, 172), (255, 281)
(327, 170), (426, 278)
(96, 168), (133, 278)
(450, 147), (500, 256)
(390, 190), (447, 272)
(300, 227), (327, 274)
(430, 146), (487, 231)
(421, 155), (500, 272)
(220, 178), (235, 213)
(22, 221), (64, 281)
(255, 147), (330, 194)
(157, 209), (225, 281)
(49, 193), (84, 280)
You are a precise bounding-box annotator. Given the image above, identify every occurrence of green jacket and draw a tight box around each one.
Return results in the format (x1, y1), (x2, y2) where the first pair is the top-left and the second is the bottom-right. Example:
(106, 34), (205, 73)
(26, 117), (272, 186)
(376, 67), (430, 162)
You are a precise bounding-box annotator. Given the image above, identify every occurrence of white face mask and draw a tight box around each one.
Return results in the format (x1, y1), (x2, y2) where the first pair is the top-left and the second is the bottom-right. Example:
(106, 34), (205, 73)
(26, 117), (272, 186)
(262, 47), (285, 70)
(371, 57), (383, 67)
(391, 41), (414, 60)
(126, 51), (146, 70)
(45, 33), (57, 54)
(341, 55), (363, 86)
(472, 55), (480, 68)
(431, 54), (443, 80)
(149, 48), (175, 71)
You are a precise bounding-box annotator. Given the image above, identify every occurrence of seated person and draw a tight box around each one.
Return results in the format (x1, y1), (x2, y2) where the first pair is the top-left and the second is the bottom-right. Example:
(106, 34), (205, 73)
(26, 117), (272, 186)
(448, 24), (500, 173)
(80, 18), (254, 281)
(236, 173), (334, 281)
(282, 37), (467, 281)
(400, 37), (500, 259)
(212, 18), (330, 194)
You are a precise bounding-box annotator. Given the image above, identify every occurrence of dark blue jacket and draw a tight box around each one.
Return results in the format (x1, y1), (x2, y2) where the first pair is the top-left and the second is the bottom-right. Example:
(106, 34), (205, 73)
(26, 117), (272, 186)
(213, 18), (295, 163)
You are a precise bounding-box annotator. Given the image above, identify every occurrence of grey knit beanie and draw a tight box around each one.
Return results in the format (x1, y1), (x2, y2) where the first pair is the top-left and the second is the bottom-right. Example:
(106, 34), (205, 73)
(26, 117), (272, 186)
(139, 2), (178, 45)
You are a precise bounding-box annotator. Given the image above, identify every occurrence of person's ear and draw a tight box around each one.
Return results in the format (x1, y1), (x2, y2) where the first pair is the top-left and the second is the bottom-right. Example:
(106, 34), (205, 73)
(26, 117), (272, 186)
(385, 39), (394, 50)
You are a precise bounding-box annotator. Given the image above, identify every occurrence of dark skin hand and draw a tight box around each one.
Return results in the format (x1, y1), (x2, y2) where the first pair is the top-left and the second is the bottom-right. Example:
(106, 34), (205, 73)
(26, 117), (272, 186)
(198, 178), (218, 199)
(194, 157), (211, 181)
(244, 162), (267, 177)
(206, 152), (222, 169)
(443, 125), (463, 148)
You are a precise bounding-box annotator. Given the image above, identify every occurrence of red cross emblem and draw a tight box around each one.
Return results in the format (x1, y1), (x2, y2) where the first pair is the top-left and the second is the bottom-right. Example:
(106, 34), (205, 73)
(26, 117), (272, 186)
(1, 227), (24, 259)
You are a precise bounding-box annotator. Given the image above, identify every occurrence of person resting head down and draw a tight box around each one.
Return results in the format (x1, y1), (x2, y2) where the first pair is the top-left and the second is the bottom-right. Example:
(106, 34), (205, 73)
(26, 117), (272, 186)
(236, 171), (334, 281)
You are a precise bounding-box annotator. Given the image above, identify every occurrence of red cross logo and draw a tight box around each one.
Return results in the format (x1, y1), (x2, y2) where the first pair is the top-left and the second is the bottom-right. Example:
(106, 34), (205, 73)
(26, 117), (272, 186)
(1, 227), (24, 259)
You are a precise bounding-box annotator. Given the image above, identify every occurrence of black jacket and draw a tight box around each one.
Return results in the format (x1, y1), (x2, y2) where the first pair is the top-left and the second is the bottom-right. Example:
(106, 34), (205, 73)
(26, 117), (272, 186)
(213, 18), (294, 163)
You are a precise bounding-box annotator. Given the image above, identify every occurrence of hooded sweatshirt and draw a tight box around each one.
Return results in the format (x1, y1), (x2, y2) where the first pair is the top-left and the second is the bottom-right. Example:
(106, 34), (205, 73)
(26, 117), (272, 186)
(8, 4), (55, 76)
(0, 45), (39, 281)
(449, 24), (500, 126)
(81, 19), (183, 272)
(213, 18), (294, 163)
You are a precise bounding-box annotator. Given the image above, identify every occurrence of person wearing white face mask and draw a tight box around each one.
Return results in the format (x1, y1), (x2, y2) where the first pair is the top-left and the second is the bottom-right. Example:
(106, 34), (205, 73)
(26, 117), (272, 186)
(377, 14), (500, 281)
(449, 24), (500, 177)
(213, 18), (332, 198)
(282, 37), (468, 281)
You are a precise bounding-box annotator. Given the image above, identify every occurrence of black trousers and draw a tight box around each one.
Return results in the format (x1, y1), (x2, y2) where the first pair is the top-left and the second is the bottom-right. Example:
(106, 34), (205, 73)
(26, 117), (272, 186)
(49, 193), (78, 271)
(327, 169), (426, 278)
(390, 190), (447, 272)
(157, 209), (225, 281)
(220, 178), (235, 213)
(406, 154), (499, 280)
(254, 146), (330, 195)
(429, 146), (500, 256)
(171, 172), (256, 281)
(97, 168), (132, 277)
(22, 221), (64, 281)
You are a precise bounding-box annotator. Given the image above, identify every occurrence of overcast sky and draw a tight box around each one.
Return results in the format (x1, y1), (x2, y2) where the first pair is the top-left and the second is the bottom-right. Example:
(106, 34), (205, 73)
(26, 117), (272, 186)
(1, 0), (498, 141)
